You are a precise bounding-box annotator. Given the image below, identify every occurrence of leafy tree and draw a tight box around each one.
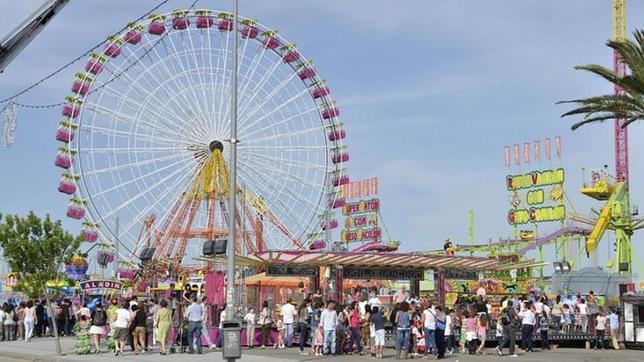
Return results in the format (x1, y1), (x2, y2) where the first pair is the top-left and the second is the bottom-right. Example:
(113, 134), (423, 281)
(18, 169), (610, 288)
(0, 212), (81, 355)
(559, 29), (644, 129)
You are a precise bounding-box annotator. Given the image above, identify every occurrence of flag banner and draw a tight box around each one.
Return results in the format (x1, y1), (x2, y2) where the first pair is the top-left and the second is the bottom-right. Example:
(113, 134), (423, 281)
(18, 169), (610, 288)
(504, 146), (511, 167)
(544, 137), (551, 160)
(513, 144), (520, 166)
(534, 140), (540, 162)
(555, 136), (562, 159)
(370, 178), (378, 195)
(524, 143), (530, 163)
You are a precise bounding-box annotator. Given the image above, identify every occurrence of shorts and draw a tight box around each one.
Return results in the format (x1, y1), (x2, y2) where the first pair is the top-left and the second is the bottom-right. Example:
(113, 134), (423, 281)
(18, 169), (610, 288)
(133, 326), (146, 338)
(370, 336), (375, 346)
(374, 329), (385, 346)
(114, 327), (129, 341)
(466, 331), (477, 341)
(478, 333), (486, 341)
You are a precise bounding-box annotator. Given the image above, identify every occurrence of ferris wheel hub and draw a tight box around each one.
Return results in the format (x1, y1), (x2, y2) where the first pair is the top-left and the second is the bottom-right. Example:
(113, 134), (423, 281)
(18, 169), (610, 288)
(209, 140), (224, 153)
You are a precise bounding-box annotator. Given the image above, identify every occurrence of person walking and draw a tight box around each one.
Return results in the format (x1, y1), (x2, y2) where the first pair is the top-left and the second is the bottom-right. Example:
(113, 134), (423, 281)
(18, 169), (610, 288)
(320, 300), (338, 356)
(280, 299), (297, 348)
(199, 297), (216, 350)
(154, 299), (172, 355)
(34, 300), (44, 338)
(148, 300), (159, 347)
(607, 309), (620, 349)
(113, 301), (131, 356)
(435, 305), (447, 359)
(244, 307), (256, 348)
(24, 300), (36, 342)
(395, 301), (411, 359)
(184, 296), (203, 354)
(348, 302), (363, 354)
(495, 303), (518, 357)
(259, 301), (273, 349)
(2, 304), (15, 341)
(89, 303), (107, 354)
(131, 304), (147, 354)
(370, 306), (385, 359)
(538, 312), (549, 350)
(16, 302), (25, 340)
(296, 300), (310, 355)
(551, 296), (563, 332)
(519, 301), (535, 353)
(594, 310), (607, 350)
(421, 302), (437, 358)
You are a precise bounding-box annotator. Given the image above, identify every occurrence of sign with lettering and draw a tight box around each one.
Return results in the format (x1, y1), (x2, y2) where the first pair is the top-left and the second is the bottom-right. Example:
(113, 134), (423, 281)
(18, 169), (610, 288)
(80, 280), (122, 293)
(506, 168), (566, 225)
(340, 227), (382, 242)
(444, 269), (478, 280)
(342, 198), (380, 216)
(342, 267), (424, 280)
(266, 265), (318, 277)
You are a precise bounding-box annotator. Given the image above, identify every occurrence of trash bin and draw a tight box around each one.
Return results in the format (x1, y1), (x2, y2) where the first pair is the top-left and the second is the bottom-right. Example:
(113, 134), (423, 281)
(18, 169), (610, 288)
(222, 320), (242, 360)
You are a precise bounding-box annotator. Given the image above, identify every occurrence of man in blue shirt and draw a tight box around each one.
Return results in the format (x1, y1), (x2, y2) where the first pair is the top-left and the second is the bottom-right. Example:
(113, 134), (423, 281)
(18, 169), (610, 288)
(607, 309), (620, 350)
(185, 296), (204, 354)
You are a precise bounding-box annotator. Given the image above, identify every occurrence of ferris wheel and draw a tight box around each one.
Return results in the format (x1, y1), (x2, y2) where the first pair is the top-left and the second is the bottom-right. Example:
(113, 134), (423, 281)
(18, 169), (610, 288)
(54, 9), (349, 264)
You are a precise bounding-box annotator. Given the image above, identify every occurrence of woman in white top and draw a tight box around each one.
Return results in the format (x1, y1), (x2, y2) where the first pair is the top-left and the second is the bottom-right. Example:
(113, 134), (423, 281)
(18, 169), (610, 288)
(244, 308), (256, 348)
(23, 300), (36, 342)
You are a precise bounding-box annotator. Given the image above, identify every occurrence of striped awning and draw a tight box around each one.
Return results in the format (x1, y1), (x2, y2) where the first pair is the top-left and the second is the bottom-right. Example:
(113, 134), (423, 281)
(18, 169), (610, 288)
(245, 250), (499, 271)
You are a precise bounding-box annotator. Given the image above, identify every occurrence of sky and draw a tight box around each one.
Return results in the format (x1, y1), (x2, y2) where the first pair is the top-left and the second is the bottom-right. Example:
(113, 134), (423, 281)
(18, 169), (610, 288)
(0, 0), (643, 278)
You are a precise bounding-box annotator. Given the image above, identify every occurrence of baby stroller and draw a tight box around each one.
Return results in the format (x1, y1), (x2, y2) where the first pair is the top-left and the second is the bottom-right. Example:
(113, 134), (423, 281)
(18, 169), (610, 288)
(170, 321), (190, 354)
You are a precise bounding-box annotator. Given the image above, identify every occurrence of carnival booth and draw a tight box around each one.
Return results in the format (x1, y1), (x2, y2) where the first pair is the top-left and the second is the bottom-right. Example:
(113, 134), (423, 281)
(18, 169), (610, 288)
(244, 272), (309, 310)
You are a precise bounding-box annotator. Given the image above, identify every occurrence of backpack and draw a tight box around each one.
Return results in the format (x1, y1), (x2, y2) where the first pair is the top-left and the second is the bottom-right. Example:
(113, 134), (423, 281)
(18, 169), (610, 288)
(500, 308), (511, 326)
(93, 310), (106, 326)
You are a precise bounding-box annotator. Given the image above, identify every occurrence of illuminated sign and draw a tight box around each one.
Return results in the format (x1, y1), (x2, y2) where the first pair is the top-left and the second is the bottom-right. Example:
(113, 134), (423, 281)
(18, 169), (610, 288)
(344, 213), (378, 229)
(506, 168), (565, 190)
(80, 280), (122, 292)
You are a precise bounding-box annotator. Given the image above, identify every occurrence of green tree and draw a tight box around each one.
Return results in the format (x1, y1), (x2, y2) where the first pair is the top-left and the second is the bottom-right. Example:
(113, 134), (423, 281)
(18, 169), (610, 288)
(559, 29), (644, 129)
(0, 212), (81, 355)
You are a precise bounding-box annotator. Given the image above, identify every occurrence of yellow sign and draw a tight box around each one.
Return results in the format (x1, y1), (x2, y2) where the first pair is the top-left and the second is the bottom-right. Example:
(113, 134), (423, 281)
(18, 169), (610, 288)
(506, 168), (565, 190)
(508, 205), (566, 225)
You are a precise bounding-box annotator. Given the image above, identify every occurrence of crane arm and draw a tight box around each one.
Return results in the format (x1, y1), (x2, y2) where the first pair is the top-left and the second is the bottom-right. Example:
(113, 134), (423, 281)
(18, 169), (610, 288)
(0, 0), (69, 73)
(586, 182), (627, 252)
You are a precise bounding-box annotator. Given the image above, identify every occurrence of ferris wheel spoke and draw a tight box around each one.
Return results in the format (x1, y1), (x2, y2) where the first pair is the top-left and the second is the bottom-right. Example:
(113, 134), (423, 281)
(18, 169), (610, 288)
(238, 164), (316, 233)
(241, 151), (327, 171)
(239, 88), (312, 136)
(83, 101), (199, 143)
(166, 29), (212, 138)
(79, 124), (194, 148)
(204, 29), (218, 138)
(235, 45), (268, 119)
(239, 156), (324, 190)
(83, 146), (190, 154)
(237, 71), (300, 127)
(215, 30), (232, 137)
(218, 32), (253, 131)
(99, 156), (203, 221)
(115, 158), (206, 241)
(242, 124), (326, 144)
(238, 144), (327, 151)
(236, 56), (284, 118)
(90, 155), (194, 198)
(83, 151), (191, 176)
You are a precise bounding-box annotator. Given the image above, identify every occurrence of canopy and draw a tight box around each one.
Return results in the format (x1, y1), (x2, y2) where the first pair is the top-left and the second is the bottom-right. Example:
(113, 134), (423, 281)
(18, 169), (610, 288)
(243, 272), (307, 287)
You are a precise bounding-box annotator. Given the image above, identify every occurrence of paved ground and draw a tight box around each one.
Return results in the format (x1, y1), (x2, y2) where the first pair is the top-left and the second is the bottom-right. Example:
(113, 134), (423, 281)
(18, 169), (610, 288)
(0, 337), (641, 361)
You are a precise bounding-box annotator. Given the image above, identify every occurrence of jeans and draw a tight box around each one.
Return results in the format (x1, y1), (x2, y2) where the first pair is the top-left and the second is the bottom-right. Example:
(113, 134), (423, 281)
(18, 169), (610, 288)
(187, 321), (202, 353)
(423, 328), (437, 356)
(395, 328), (410, 352)
(24, 320), (35, 341)
(435, 328), (446, 358)
(552, 314), (561, 331)
(284, 323), (294, 347)
(595, 329), (605, 349)
(498, 325), (516, 355)
(581, 314), (588, 332)
(540, 330), (549, 349)
(446, 334), (455, 352)
(323, 329), (336, 355)
(3, 325), (14, 341)
(521, 324), (533, 352)
(298, 323), (309, 351)
(349, 327), (362, 352)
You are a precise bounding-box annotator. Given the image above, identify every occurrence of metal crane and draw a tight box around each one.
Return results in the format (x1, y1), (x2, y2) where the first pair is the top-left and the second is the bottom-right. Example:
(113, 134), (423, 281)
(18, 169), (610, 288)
(0, 0), (69, 73)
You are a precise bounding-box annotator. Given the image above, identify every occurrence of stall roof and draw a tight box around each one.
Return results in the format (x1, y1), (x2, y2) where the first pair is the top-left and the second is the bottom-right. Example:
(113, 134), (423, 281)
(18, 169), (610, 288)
(246, 250), (500, 271)
(244, 272), (306, 287)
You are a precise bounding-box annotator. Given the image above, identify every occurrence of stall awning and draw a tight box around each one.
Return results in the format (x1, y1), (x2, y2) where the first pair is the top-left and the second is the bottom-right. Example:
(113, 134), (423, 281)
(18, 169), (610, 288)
(245, 250), (499, 271)
(243, 272), (306, 287)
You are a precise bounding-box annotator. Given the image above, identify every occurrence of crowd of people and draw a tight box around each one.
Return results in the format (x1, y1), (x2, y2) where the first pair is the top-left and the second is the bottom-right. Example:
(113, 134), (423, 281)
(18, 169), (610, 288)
(0, 285), (623, 359)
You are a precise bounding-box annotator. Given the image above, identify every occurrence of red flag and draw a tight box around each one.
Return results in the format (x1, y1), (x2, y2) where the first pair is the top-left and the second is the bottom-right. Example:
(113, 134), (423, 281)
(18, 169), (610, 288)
(504, 146), (511, 167)
(534, 140), (540, 162)
(544, 138), (551, 160)
(524, 143), (530, 163)
(513, 144), (520, 166)
(555, 136), (562, 158)
(370, 178), (378, 195)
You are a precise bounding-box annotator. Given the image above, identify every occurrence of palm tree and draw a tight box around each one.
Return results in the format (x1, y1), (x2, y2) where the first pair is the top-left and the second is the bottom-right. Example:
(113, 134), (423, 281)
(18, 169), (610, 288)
(559, 29), (644, 129)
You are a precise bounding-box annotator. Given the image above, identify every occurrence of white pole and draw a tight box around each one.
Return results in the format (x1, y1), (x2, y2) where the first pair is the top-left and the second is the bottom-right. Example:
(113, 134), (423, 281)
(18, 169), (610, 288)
(114, 216), (119, 279)
(226, 0), (239, 319)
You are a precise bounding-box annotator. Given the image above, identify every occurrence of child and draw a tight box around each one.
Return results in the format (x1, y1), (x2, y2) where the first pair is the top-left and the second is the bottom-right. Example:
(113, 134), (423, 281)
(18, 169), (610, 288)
(371, 306), (386, 359)
(244, 308), (256, 348)
(445, 309), (455, 354)
(465, 311), (478, 355)
(476, 314), (487, 355)
(314, 324), (324, 356)
(459, 312), (468, 354)
(275, 317), (285, 349)
(539, 312), (549, 350)
(496, 316), (504, 346)
(411, 320), (422, 358)
(562, 304), (572, 333)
